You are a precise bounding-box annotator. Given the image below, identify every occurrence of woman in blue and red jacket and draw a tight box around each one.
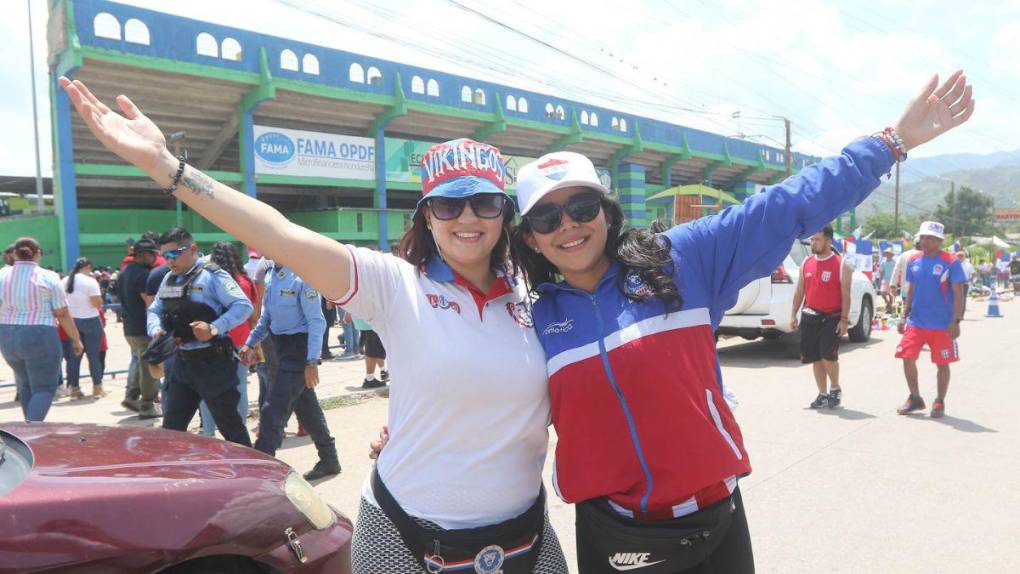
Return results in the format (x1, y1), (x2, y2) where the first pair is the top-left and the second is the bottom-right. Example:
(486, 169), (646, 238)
(511, 72), (974, 572)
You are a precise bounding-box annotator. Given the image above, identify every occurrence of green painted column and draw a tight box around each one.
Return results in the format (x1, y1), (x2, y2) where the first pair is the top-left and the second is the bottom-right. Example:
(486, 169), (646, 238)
(617, 163), (647, 227)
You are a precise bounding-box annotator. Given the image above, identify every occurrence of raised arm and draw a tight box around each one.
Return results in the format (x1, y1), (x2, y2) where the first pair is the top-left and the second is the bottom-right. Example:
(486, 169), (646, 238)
(59, 78), (352, 301)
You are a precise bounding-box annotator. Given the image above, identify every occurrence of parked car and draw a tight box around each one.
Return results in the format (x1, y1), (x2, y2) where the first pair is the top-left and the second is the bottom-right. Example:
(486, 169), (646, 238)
(717, 240), (876, 357)
(0, 422), (352, 573)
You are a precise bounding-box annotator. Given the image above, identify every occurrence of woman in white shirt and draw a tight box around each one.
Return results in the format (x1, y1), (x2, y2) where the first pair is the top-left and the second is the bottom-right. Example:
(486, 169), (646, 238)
(59, 74), (567, 573)
(63, 257), (108, 399)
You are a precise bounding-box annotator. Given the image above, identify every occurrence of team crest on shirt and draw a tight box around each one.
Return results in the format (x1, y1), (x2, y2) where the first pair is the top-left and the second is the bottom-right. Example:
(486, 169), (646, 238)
(821, 270), (832, 282)
(474, 545), (505, 574)
(932, 264), (944, 276)
(505, 301), (534, 328)
(625, 271), (653, 298)
(426, 293), (461, 314)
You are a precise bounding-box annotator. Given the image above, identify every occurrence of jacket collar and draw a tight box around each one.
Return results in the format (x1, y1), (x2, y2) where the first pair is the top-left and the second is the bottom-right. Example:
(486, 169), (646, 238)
(536, 260), (622, 295)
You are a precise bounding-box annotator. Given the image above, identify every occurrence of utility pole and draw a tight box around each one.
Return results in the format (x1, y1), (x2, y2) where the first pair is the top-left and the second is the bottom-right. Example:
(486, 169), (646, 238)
(894, 162), (900, 232)
(783, 116), (792, 177)
(950, 180), (957, 236)
(27, 0), (44, 211)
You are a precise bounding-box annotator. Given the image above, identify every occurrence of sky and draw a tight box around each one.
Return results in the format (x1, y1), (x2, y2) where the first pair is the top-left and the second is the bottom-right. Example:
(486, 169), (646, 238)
(2, 0), (1018, 181)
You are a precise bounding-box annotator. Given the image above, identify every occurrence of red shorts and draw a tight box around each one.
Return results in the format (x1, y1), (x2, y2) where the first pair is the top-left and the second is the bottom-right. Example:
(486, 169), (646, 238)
(895, 325), (959, 364)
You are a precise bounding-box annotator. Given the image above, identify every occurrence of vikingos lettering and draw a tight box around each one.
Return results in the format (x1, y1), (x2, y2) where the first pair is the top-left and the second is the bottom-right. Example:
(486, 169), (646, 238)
(421, 143), (505, 186)
(426, 293), (461, 314)
(295, 138), (375, 161)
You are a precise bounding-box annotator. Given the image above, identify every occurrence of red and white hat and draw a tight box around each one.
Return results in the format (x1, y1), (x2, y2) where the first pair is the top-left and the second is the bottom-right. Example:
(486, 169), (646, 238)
(515, 151), (611, 215)
(416, 138), (508, 212)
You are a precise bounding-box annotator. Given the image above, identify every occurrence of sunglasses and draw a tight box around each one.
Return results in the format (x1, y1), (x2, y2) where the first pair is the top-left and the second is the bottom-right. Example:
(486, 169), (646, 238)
(161, 245), (191, 260)
(428, 195), (507, 221)
(525, 191), (603, 234)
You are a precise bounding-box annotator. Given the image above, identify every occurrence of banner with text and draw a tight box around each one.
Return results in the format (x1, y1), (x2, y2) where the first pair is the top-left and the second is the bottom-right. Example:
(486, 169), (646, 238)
(254, 125), (376, 180)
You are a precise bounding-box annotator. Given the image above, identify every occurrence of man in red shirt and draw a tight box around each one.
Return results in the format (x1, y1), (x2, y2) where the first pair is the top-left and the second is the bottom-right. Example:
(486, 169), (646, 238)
(791, 225), (853, 409)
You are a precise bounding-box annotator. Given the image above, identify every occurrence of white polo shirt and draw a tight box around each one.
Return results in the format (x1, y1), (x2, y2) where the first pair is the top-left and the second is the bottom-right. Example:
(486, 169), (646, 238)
(336, 247), (550, 529)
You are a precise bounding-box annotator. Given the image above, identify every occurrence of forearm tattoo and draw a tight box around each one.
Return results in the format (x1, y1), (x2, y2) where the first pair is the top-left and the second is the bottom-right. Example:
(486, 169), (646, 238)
(180, 166), (216, 199)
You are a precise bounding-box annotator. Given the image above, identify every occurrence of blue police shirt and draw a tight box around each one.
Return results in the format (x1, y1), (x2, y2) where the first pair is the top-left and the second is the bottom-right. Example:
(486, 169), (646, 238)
(146, 261), (254, 350)
(246, 265), (326, 362)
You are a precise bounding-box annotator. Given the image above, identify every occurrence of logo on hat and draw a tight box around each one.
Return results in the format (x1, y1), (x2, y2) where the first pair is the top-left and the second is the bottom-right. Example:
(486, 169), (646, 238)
(537, 158), (570, 181)
(420, 139), (505, 198)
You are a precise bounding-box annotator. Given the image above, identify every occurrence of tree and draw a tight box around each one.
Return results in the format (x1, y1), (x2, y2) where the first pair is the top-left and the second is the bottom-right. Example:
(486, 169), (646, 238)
(862, 209), (925, 239)
(933, 185), (995, 236)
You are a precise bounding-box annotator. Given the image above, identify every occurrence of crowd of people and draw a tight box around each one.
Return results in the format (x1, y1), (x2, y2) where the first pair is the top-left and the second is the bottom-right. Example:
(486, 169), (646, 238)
(0, 68), (976, 573)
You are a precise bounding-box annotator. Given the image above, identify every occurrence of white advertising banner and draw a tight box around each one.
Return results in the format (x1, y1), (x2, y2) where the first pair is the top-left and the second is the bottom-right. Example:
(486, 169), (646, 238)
(253, 125), (375, 180)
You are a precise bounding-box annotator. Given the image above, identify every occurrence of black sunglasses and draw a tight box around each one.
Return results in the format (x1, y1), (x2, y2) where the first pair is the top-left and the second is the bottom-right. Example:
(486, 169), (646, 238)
(525, 191), (603, 234)
(428, 194), (507, 220)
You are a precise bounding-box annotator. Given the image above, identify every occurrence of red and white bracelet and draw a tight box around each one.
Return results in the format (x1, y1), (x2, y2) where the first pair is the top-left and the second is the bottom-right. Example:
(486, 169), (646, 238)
(873, 127), (908, 163)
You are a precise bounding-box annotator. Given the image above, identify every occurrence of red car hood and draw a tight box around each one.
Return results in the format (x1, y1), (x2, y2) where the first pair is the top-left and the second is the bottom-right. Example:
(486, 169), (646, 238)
(4, 422), (288, 481)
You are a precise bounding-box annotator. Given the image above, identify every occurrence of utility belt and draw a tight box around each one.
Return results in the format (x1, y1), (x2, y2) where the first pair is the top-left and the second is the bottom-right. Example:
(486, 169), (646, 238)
(176, 337), (235, 363)
(371, 468), (545, 573)
(576, 491), (737, 574)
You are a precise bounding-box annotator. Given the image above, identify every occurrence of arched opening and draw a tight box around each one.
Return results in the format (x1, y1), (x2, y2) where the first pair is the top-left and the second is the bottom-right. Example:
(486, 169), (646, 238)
(302, 54), (320, 75)
(367, 67), (383, 86)
(545, 103), (555, 118)
(473, 89), (486, 105)
(124, 19), (149, 45)
(94, 13), (121, 40)
(461, 86), (473, 103)
(196, 32), (218, 57)
(580, 110), (589, 125)
(280, 49), (298, 71)
(349, 63), (365, 83)
(619, 118), (628, 132)
(590, 112), (599, 127)
(555, 105), (566, 121)
(221, 38), (242, 61)
(505, 95), (517, 112)
(411, 76), (425, 94)
(427, 79), (440, 96)
(611, 117), (620, 130)
(518, 98), (528, 113)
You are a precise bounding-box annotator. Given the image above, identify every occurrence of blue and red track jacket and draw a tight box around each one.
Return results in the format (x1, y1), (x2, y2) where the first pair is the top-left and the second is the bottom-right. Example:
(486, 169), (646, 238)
(533, 136), (895, 518)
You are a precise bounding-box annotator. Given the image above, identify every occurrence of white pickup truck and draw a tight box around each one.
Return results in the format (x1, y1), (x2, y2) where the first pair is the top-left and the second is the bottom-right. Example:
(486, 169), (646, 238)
(717, 240), (876, 357)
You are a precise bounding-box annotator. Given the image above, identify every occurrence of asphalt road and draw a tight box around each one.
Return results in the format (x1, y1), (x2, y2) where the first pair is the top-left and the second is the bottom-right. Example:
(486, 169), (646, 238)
(2, 298), (1017, 572)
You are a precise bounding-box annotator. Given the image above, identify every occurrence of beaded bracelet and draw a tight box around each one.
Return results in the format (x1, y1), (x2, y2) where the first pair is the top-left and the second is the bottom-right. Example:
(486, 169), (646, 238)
(161, 156), (186, 196)
(874, 128), (908, 162)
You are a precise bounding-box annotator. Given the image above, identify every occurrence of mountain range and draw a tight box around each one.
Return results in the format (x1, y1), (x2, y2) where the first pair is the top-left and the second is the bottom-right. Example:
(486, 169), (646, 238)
(857, 149), (1020, 219)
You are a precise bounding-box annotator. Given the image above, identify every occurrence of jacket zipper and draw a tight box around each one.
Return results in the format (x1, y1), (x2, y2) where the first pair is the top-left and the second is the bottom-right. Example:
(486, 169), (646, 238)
(589, 292), (655, 514)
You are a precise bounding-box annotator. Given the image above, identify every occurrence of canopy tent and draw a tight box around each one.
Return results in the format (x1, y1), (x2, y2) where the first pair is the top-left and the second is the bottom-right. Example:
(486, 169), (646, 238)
(969, 235), (1013, 249)
(646, 184), (742, 208)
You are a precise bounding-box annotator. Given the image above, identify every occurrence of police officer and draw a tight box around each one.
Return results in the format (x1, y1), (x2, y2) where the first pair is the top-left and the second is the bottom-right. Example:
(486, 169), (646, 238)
(146, 227), (254, 447)
(240, 264), (341, 481)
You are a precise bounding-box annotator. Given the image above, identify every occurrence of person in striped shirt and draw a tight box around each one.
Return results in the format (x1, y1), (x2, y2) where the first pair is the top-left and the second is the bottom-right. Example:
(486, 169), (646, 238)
(0, 237), (84, 421)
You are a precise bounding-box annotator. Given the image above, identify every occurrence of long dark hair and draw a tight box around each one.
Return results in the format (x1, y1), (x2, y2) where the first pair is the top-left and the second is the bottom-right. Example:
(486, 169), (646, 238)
(511, 196), (683, 311)
(210, 241), (246, 279)
(66, 257), (93, 293)
(397, 198), (516, 272)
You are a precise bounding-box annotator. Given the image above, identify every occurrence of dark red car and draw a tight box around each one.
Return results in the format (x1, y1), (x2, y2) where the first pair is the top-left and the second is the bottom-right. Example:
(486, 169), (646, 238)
(0, 422), (352, 573)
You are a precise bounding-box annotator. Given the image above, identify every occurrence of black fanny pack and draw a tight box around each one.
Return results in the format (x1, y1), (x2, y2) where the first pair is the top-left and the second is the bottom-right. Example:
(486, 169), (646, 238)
(575, 493), (736, 573)
(371, 468), (545, 573)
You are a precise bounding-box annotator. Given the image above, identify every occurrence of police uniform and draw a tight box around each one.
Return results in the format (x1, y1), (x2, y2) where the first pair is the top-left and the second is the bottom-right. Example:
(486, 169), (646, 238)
(247, 265), (340, 477)
(147, 261), (254, 447)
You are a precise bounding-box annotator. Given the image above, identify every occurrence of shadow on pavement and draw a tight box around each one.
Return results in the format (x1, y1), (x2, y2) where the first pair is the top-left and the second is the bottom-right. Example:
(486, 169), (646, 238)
(718, 334), (890, 370)
(0, 400), (21, 411)
(815, 407), (877, 420)
(930, 415), (997, 433)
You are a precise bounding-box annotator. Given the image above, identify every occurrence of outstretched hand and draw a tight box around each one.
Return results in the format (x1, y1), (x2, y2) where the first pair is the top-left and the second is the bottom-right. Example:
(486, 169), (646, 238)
(895, 70), (975, 151)
(58, 77), (171, 176)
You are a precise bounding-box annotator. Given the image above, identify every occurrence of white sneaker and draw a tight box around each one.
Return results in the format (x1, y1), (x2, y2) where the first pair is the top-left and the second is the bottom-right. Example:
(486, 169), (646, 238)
(54, 385), (69, 399)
